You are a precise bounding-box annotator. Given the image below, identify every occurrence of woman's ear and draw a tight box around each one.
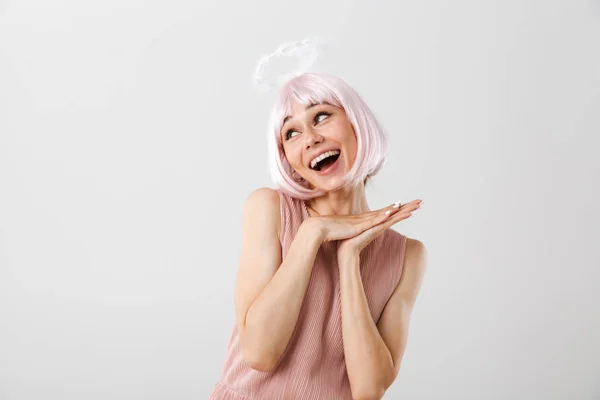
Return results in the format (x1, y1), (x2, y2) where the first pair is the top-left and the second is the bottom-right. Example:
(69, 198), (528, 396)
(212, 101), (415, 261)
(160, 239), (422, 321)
(291, 170), (304, 182)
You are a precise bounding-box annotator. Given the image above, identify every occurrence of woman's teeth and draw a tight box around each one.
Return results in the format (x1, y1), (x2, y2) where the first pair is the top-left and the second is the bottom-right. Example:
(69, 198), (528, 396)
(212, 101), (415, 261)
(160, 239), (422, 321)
(310, 150), (340, 169)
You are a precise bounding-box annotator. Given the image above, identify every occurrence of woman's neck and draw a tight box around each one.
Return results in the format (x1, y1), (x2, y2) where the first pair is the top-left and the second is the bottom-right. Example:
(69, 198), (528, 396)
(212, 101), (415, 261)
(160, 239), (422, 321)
(305, 183), (369, 216)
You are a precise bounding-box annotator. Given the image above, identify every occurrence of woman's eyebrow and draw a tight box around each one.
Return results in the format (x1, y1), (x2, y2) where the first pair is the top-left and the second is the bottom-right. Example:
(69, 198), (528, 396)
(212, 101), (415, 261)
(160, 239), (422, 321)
(282, 101), (331, 126)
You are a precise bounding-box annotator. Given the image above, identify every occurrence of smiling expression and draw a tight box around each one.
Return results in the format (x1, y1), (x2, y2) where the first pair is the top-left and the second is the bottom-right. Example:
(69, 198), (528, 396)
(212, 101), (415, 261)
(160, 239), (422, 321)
(280, 101), (357, 191)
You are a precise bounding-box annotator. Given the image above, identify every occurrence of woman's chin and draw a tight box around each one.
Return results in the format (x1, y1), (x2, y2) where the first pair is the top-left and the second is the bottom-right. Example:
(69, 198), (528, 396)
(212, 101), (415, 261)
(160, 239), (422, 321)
(307, 175), (347, 192)
(304, 162), (348, 191)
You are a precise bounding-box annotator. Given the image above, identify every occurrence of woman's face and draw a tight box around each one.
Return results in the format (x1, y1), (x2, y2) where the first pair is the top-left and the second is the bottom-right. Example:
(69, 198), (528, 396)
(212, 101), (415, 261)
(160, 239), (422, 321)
(280, 101), (357, 191)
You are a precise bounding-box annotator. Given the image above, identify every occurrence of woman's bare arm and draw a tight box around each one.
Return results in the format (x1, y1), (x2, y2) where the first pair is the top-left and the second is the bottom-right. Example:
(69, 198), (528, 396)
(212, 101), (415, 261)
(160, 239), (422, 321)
(235, 187), (322, 372)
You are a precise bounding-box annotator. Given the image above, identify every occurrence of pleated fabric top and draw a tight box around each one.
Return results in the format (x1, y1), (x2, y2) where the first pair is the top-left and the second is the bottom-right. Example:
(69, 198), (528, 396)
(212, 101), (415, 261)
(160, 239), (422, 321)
(209, 188), (407, 400)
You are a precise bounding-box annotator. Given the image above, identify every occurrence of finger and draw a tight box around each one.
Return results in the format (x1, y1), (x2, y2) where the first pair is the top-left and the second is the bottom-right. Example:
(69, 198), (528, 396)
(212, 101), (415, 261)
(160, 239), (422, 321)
(382, 201), (404, 216)
(401, 199), (422, 207)
(370, 214), (409, 235)
(363, 207), (416, 238)
(359, 209), (396, 233)
(399, 200), (422, 213)
(357, 199), (419, 221)
(388, 210), (415, 225)
(382, 206), (416, 225)
(383, 199), (421, 213)
(377, 207), (405, 226)
(365, 209), (411, 236)
(363, 199), (421, 228)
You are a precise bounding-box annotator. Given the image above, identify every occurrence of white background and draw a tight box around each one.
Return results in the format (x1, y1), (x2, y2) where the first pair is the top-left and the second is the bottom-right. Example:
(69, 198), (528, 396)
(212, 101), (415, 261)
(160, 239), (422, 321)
(1, 0), (599, 399)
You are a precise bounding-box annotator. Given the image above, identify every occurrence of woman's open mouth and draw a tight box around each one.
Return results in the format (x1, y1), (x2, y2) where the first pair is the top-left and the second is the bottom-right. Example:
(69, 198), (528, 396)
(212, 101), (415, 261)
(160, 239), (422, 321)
(310, 151), (341, 176)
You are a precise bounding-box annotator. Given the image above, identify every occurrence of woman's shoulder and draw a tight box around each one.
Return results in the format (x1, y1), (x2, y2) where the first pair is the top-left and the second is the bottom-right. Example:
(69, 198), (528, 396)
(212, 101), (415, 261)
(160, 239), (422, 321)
(243, 187), (281, 211)
(246, 187), (301, 214)
(403, 237), (427, 266)
(386, 229), (425, 256)
(243, 187), (282, 238)
(383, 228), (410, 266)
(245, 187), (280, 203)
(392, 232), (427, 275)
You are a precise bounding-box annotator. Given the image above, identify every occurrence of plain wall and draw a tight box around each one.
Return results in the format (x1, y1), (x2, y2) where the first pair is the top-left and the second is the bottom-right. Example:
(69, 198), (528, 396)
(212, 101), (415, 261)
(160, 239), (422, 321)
(1, 0), (599, 399)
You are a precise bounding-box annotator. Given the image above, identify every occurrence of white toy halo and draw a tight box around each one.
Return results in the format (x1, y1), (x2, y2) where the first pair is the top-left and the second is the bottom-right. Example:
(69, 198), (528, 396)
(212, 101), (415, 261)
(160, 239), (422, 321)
(253, 35), (324, 92)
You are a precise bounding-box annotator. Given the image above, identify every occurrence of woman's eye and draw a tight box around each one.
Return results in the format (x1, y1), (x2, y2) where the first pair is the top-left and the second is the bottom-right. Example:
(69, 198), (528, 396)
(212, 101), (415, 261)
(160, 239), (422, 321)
(315, 112), (330, 123)
(284, 112), (331, 140)
(286, 130), (298, 140)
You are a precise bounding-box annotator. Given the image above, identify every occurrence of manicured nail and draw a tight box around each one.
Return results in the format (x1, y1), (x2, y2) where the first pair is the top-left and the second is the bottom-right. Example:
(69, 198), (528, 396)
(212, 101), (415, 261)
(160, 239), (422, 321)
(385, 210), (391, 215)
(392, 203), (400, 208)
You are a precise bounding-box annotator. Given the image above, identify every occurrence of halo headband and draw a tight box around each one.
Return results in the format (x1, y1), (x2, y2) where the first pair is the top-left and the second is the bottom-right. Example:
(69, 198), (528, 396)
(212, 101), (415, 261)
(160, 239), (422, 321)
(253, 35), (323, 92)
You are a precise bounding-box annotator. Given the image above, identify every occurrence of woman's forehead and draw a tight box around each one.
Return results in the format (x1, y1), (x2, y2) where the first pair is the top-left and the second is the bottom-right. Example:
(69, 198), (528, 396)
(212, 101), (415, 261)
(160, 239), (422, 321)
(282, 101), (332, 124)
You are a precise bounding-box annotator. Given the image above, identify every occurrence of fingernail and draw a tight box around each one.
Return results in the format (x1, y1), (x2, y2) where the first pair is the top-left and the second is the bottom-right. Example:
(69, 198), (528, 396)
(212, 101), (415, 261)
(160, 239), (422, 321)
(392, 203), (399, 208)
(385, 210), (391, 215)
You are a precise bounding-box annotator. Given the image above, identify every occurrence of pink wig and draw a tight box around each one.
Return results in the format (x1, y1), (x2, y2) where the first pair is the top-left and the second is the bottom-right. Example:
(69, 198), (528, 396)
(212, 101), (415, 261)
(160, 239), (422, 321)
(266, 72), (388, 200)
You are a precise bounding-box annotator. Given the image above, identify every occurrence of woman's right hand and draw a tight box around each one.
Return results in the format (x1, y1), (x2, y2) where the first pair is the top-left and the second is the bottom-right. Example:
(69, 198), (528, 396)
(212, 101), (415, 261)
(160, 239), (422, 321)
(310, 200), (422, 243)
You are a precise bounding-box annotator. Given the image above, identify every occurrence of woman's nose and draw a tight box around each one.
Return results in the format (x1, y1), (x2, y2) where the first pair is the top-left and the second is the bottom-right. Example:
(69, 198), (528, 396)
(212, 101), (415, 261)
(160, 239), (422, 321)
(303, 127), (323, 148)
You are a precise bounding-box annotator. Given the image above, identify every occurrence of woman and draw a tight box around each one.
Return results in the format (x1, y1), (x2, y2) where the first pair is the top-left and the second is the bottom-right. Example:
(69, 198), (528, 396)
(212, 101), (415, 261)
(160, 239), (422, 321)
(209, 72), (427, 400)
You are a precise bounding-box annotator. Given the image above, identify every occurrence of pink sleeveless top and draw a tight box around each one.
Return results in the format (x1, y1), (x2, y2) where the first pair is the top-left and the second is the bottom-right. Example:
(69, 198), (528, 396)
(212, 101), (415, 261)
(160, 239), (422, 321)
(209, 188), (407, 400)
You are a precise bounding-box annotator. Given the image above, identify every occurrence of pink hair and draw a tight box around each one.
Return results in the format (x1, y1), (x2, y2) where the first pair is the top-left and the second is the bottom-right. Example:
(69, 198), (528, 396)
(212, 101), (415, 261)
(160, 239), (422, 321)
(266, 72), (388, 200)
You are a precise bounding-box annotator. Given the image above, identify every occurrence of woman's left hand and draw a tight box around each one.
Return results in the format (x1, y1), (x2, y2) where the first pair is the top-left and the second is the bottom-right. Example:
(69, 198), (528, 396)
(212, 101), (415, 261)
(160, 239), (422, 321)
(337, 200), (422, 260)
